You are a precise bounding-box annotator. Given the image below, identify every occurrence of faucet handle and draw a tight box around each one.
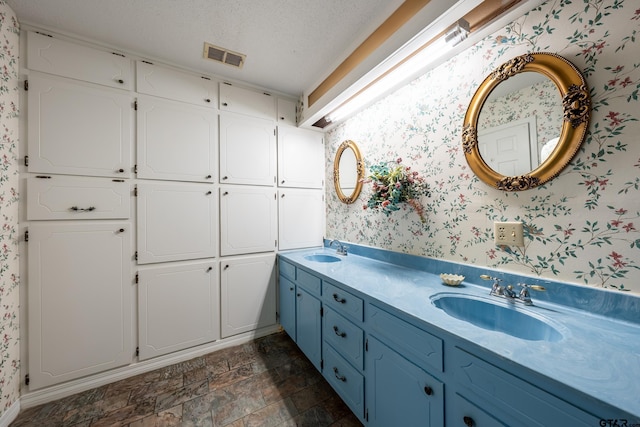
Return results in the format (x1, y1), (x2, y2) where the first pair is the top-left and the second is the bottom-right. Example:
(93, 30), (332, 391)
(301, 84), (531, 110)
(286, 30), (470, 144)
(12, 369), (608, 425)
(517, 283), (546, 292)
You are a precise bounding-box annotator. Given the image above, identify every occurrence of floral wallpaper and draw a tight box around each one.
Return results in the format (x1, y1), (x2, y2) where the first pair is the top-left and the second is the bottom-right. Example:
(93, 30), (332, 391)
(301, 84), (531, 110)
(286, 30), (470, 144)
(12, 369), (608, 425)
(326, 0), (640, 294)
(0, 0), (20, 419)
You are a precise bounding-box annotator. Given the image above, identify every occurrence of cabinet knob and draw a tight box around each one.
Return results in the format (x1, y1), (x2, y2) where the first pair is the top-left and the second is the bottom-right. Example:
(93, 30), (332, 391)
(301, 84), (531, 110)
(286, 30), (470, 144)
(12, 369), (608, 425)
(332, 293), (346, 304)
(424, 386), (433, 396)
(205, 175), (212, 179)
(289, 287), (294, 291)
(116, 168), (125, 173)
(206, 191), (212, 195)
(222, 176), (228, 180)
(117, 228), (125, 233)
(463, 416), (474, 427)
(224, 265), (229, 270)
(280, 116), (285, 121)
(222, 102), (228, 107)
(206, 267), (213, 272)
(296, 293), (301, 297)
(223, 191), (229, 196)
(281, 180), (285, 184)
(205, 98), (211, 103)
(116, 78), (124, 84)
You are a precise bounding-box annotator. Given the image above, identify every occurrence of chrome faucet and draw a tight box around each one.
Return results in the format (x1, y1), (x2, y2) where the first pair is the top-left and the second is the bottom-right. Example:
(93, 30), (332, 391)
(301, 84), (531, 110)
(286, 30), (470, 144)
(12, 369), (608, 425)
(481, 275), (545, 306)
(329, 239), (348, 256)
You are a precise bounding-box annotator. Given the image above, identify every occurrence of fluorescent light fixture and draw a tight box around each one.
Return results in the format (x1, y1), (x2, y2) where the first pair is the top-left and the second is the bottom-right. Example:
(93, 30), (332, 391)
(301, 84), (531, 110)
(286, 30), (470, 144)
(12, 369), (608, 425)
(326, 21), (468, 123)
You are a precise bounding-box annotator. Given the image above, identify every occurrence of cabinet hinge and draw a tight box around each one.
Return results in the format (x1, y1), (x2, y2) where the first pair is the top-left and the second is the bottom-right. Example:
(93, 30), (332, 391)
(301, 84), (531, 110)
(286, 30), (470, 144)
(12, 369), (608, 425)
(275, 311), (279, 322)
(112, 179), (125, 183)
(36, 175), (52, 179)
(135, 251), (138, 261)
(135, 273), (139, 284)
(112, 52), (126, 58)
(35, 31), (53, 38)
(263, 92), (272, 97)
(24, 230), (29, 243)
(365, 338), (368, 352)
(273, 129), (276, 136)
(24, 155), (28, 167)
(134, 164), (138, 174)
(223, 82), (232, 86)
(136, 347), (139, 356)
(201, 76), (211, 81)
(134, 186), (138, 197)
(275, 239), (278, 248)
(25, 374), (30, 386)
(134, 100), (138, 111)
(320, 360), (324, 370)
(365, 409), (368, 422)
(320, 307), (324, 317)
(23, 80), (28, 91)
(141, 60), (153, 65)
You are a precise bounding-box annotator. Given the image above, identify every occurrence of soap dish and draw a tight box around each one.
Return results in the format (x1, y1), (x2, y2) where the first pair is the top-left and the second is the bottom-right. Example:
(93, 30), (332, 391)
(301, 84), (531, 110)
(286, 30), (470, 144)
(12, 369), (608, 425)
(440, 273), (465, 286)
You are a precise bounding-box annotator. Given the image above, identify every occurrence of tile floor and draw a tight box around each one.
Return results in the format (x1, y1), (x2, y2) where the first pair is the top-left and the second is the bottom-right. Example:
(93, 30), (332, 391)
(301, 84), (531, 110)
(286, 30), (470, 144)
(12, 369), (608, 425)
(11, 332), (363, 426)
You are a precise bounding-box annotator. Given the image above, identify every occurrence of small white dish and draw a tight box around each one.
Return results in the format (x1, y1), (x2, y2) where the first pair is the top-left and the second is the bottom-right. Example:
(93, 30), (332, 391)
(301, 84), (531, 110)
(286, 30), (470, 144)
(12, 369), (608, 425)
(440, 273), (465, 286)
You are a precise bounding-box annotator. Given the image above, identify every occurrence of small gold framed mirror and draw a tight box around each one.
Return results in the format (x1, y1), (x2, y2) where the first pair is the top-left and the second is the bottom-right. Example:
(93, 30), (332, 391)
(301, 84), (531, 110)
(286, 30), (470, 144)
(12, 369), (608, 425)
(334, 140), (364, 204)
(462, 52), (591, 190)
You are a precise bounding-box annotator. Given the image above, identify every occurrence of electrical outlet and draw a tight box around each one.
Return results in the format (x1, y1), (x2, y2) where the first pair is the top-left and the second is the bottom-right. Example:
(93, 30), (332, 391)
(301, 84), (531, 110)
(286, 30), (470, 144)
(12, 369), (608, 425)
(494, 221), (524, 246)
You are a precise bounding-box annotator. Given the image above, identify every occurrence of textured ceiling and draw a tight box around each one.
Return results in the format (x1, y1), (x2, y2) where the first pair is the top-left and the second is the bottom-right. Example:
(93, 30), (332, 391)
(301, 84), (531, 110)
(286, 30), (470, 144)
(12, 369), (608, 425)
(6, 0), (406, 96)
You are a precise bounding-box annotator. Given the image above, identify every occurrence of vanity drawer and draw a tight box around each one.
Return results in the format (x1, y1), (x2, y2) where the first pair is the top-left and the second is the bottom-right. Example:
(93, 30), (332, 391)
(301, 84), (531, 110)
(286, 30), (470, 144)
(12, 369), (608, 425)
(323, 307), (364, 370)
(323, 343), (365, 420)
(279, 258), (296, 281)
(451, 393), (508, 427)
(452, 347), (600, 426)
(323, 281), (363, 323)
(296, 268), (321, 296)
(27, 176), (130, 220)
(366, 303), (443, 373)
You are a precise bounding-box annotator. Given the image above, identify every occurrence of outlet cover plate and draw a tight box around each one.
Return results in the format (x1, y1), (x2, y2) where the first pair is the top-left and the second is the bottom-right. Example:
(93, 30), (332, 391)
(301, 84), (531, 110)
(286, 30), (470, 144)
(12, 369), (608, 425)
(494, 221), (524, 246)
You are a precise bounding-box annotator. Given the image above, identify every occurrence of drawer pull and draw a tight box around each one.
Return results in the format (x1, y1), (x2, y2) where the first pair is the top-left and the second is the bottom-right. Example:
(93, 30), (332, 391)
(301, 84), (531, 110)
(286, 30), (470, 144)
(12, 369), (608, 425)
(424, 386), (433, 396)
(333, 367), (346, 382)
(332, 293), (346, 304)
(463, 416), (474, 427)
(333, 326), (346, 338)
(70, 206), (96, 212)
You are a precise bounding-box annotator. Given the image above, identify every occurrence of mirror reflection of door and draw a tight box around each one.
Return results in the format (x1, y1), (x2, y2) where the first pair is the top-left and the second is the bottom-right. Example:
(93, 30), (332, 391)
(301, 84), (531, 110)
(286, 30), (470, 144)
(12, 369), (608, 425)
(478, 116), (538, 176)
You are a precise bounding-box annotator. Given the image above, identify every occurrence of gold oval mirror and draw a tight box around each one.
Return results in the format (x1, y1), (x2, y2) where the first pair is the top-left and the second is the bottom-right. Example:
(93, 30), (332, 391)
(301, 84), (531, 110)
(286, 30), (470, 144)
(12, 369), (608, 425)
(462, 52), (591, 190)
(334, 140), (364, 204)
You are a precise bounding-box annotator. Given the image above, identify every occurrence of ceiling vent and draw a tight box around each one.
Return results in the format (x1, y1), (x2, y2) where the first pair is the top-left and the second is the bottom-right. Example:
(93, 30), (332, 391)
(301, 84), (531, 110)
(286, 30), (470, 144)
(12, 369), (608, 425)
(203, 43), (246, 68)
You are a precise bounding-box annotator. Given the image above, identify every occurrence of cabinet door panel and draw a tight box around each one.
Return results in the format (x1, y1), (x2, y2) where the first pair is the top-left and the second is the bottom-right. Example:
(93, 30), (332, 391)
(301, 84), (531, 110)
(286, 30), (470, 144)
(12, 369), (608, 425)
(278, 189), (324, 250)
(138, 261), (219, 360)
(27, 175), (130, 220)
(137, 183), (217, 264)
(278, 275), (296, 340)
(323, 307), (364, 370)
(136, 61), (217, 107)
(220, 254), (276, 338)
(27, 31), (132, 90)
(277, 98), (297, 126)
(323, 344), (365, 421)
(277, 126), (324, 188)
(219, 112), (276, 186)
(137, 95), (217, 182)
(296, 287), (322, 371)
(28, 222), (132, 389)
(220, 186), (276, 256)
(366, 336), (444, 427)
(28, 74), (133, 178)
(219, 83), (275, 120)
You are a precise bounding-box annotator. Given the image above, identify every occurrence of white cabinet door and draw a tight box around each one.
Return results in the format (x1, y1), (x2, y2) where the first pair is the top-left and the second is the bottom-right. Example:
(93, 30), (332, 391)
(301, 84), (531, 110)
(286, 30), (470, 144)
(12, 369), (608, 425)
(136, 61), (217, 107)
(220, 254), (276, 338)
(137, 183), (217, 264)
(27, 73), (133, 178)
(27, 31), (132, 90)
(137, 95), (217, 183)
(277, 98), (297, 126)
(219, 83), (275, 120)
(277, 126), (324, 189)
(278, 189), (324, 250)
(219, 112), (276, 186)
(28, 222), (133, 390)
(219, 186), (277, 256)
(138, 261), (220, 360)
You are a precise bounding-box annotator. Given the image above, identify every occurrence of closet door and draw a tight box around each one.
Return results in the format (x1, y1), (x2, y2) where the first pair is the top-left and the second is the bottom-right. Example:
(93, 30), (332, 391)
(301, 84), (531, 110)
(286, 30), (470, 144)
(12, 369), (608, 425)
(136, 61), (217, 107)
(277, 126), (324, 189)
(137, 183), (217, 264)
(219, 186), (277, 256)
(219, 83), (275, 120)
(220, 254), (277, 338)
(27, 73), (133, 178)
(28, 222), (133, 390)
(136, 95), (217, 183)
(219, 112), (276, 186)
(138, 261), (219, 360)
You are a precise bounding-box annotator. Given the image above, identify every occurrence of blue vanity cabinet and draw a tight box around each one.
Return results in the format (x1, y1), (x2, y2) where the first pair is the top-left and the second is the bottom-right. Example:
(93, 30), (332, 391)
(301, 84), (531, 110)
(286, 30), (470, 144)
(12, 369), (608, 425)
(278, 259), (323, 371)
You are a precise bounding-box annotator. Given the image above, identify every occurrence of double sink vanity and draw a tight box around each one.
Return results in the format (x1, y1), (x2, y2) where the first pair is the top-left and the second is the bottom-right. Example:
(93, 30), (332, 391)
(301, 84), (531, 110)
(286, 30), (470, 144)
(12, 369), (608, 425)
(278, 241), (640, 426)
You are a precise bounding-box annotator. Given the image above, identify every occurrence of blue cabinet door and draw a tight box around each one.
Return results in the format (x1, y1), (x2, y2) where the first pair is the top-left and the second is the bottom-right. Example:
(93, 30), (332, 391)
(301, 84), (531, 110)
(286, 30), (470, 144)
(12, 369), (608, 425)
(296, 287), (322, 371)
(366, 336), (444, 427)
(279, 275), (296, 340)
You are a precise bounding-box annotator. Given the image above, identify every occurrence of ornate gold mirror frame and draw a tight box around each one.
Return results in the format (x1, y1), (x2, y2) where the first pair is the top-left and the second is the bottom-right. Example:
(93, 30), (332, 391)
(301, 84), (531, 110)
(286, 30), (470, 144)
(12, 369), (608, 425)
(462, 52), (591, 191)
(334, 140), (364, 204)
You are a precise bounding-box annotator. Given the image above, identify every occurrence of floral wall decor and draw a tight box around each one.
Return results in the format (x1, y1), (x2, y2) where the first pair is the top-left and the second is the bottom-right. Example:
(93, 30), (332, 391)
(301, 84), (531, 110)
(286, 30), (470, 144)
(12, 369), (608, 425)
(326, 0), (640, 294)
(0, 0), (20, 419)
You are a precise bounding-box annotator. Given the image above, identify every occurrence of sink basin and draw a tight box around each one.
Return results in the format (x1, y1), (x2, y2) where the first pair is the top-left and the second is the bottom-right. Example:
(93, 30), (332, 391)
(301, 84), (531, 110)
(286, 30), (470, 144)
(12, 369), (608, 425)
(304, 254), (342, 263)
(431, 293), (564, 342)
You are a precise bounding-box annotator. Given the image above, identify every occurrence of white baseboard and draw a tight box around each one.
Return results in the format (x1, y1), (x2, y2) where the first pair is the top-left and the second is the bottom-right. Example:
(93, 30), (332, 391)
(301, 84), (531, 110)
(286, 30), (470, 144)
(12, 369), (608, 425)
(0, 399), (21, 427)
(20, 325), (281, 410)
